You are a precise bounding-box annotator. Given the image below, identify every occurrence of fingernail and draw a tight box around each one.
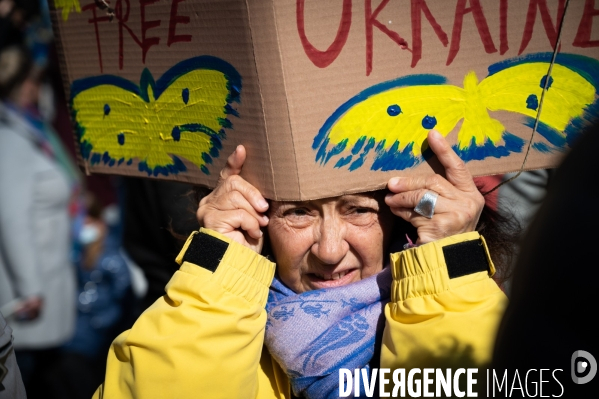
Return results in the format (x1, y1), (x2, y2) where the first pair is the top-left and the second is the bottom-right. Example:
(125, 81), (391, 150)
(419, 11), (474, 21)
(262, 215), (269, 223)
(385, 193), (393, 201)
(259, 199), (268, 209)
(388, 177), (400, 188)
(430, 130), (442, 139)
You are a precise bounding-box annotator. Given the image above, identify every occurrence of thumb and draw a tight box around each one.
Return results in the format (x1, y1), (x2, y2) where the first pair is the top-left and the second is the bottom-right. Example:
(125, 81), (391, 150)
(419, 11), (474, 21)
(219, 145), (247, 182)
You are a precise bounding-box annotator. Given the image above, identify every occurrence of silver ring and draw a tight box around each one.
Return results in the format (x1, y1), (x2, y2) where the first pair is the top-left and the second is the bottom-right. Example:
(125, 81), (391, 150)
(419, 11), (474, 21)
(414, 190), (438, 219)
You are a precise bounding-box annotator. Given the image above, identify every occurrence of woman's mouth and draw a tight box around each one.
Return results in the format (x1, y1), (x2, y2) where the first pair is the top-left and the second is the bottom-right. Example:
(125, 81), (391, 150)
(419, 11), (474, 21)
(306, 269), (358, 289)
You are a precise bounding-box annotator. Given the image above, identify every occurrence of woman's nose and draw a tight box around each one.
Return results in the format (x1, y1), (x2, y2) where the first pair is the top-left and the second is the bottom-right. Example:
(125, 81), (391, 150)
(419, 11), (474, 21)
(311, 218), (349, 265)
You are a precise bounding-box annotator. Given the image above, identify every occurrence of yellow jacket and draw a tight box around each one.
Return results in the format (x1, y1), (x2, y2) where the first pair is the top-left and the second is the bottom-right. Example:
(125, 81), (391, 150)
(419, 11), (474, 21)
(94, 229), (506, 398)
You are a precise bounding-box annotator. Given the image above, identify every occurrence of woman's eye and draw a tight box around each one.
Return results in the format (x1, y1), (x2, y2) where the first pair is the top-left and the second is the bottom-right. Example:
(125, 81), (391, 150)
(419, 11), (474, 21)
(349, 207), (373, 215)
(284, 208), (309, 217)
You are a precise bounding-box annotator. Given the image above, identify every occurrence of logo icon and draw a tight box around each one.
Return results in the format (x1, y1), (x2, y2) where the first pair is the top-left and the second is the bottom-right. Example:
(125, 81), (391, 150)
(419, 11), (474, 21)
(571, 350), (597, 384)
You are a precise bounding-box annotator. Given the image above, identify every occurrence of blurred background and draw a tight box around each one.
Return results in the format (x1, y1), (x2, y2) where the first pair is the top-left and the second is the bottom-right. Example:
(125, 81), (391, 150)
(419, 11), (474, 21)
(1, 1), (200, 398)
(0, 1), (554, 399)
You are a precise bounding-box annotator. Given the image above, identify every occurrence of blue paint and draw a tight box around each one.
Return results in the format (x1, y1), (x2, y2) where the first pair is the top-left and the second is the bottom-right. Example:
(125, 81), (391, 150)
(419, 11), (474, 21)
(522, 117), (566, 147)
(210, 135), (223, 151)
(218, 117), (232, 129)
(126, 159), (133, 165)
(532, 142), (552, 153)
(421, 115), (437, 129)
(224, 104), (239, 117)
(182, 88), (189, 104)
(334, 155), (353, 168)
(80, 141), (92, 160)
(138, 155), (187, 177)
(172, 156), (187, 173)
(453, 132), (525, 161)
(540, 75), (554, 89)
(172, 126), (181, 141)
(364, 137), (376, 152)
(71, 55), (242, 108)
(182, 123), (220, 137)
(316, 137), (330, 164)
(387, 104), (402, 116)
(117, 133), (125, 145)
(117, 158), (124, 165)
(230, 85), (241, 102)
(487, 52), (599, 92)
(564, 101), (599, 147)
(201, 165), (210, 175)
(375, 139), (386, 152)
(526, 94), (539, 111)
(371, 141), (420, 171)
(91, 153), (101, 165)
(108, 158), (115, 167)
(202, 152), (213, 164)
(349, 138), (376, 171)
(351, 136), (366, 155)
(324, 139), (348, 165)
(104, 104), (111, 116)
(348, 157), (365, 171)
(102, 151), (111, 164)
(313, 74), (447, 151)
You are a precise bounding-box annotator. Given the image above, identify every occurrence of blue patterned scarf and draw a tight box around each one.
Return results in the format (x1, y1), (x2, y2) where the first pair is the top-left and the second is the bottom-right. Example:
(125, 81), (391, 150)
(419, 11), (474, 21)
(265, 268), (392, 399)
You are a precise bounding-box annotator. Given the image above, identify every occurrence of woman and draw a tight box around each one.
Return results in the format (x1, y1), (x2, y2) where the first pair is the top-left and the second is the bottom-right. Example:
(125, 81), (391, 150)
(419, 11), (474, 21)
(94, 131), (509, 398)
(0, 44), (78, 396)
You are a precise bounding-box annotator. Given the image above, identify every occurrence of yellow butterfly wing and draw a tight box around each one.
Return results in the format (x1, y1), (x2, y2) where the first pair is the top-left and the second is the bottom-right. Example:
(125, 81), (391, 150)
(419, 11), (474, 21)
(71, 56), (242, 176)
(479, 53), (598, 152)
(314, 75), (466, 171)
(314, 53), (599, 171)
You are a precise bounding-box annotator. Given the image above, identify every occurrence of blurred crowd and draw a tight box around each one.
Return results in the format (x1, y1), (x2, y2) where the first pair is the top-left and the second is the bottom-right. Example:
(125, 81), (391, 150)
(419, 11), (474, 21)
(1, 1), (198, 398)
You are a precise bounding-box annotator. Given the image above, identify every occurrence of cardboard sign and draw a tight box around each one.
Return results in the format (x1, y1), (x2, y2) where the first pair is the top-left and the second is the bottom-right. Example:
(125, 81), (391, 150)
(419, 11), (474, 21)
(50, 0), (599, 200)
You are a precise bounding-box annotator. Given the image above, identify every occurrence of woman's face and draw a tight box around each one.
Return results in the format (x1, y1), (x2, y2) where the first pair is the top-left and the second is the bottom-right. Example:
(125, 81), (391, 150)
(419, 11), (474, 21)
(267, 193), (394, 293)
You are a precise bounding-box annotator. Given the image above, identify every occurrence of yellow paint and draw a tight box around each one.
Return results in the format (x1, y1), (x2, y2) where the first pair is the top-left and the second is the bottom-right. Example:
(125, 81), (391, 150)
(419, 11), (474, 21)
(72, 69), (230, 171)
(54, 0), (81, 21)
(327, 63), (596, 156)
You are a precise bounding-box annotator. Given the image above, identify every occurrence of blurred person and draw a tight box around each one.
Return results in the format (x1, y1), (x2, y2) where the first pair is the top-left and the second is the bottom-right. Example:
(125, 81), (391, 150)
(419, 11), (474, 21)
(0, 311), (26, 399)
(0, 43), (79, 398)
(498, 170), (551, 234)
(121, 178), (199, 312)
(57, 194), (133, 399)
(492, 123), (599, 396)
(0, 0), (40, 49)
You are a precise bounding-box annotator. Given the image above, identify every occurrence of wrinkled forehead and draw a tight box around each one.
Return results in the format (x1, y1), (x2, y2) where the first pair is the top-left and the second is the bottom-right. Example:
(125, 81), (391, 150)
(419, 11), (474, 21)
(269, 191), (383, 209)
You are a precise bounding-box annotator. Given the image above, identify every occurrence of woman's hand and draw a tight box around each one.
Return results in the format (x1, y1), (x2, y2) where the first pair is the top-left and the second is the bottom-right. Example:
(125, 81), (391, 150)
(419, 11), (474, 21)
(385, 130), (485, 245)
(196, 145), (269, 253)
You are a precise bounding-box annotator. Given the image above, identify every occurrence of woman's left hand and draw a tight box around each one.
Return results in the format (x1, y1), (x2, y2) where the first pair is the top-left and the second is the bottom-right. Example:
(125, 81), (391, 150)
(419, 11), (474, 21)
(385, 130), (485, 245)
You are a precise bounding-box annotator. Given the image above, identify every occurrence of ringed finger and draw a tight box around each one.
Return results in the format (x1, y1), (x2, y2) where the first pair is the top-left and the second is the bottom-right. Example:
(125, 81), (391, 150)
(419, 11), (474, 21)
(385, 189), (451, 214)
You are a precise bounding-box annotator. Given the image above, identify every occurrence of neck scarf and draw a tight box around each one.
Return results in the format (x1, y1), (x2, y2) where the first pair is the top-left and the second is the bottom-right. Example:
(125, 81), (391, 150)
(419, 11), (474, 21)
(265, 268), (392, 399)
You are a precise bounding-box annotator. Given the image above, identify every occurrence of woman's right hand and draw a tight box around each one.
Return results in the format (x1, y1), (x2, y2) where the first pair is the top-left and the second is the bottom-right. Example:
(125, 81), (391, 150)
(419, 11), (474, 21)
(196, 145), (269, 253)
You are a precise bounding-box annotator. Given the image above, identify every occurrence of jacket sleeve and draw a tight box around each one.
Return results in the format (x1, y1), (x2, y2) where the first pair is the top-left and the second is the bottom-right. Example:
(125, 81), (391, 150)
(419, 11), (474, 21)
(380, 231), (507, 370)
(93, 228), (276, 399)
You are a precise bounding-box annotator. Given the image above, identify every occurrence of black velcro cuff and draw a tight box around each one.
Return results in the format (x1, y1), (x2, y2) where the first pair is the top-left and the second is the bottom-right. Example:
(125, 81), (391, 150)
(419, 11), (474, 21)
(182, 232), (229, 273)
(442, 239), (490, 279)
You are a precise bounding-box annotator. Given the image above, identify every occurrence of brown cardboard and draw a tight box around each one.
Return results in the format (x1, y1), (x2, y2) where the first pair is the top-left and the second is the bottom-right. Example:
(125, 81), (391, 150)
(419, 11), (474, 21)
(50, 0), (599, 200)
